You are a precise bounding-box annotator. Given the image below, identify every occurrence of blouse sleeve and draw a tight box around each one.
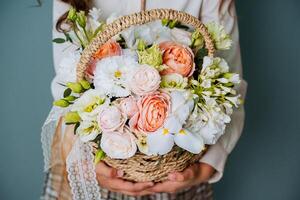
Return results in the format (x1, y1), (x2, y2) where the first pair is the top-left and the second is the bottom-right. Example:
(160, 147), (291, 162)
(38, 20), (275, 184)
(198, 0), (248, 183)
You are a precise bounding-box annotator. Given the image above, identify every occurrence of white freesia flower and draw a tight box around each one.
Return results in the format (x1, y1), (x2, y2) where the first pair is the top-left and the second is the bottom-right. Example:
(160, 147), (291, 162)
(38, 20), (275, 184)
(100, 127), (137, 159)
(171, 28), (192, 46)
(77, 120), (100, 142)
(225, 95), (241, 107)
(71, 89), (108, 120)
(160, 73), (188, 89)
(146, 90), (205, 155)
(206, 22), (232, 50)
(202, 56), (229, 74)
(93, 55), (139, 97)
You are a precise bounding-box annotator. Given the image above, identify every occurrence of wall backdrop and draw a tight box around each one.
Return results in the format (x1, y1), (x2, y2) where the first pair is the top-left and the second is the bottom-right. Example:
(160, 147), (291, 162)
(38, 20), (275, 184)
(0, 0), (299, 199)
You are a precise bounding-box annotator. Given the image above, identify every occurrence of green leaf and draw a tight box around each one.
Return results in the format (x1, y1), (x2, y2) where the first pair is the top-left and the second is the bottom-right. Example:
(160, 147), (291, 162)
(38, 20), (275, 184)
(63, 88), (72, 98)
(64, 32), (73, 43)
(52, 38), (66, 43)
(94, 149), (106, 164)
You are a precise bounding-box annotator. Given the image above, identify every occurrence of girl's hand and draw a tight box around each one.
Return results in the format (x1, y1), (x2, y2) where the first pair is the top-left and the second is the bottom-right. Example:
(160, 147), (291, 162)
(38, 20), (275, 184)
(147, 163), (215, 194)
(95, 162), (155, 196)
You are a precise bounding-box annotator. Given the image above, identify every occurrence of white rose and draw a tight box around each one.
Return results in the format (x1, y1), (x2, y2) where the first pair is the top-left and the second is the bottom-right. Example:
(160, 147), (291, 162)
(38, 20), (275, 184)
(100, 127), (137, 159)
(97, 105), (126, 132)
(129, 65), (161, 96)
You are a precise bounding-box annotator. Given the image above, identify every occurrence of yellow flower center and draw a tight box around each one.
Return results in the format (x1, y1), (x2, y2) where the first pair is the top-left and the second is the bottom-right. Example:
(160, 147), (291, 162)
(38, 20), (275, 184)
(114, 70), (122, 78)
(179, 129), (187, 135)
(162, 128), (169, 135)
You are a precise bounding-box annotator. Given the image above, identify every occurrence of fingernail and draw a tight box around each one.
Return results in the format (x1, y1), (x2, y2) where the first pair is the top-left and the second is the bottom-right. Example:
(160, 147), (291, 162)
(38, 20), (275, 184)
(147, 182), (154, 186)
(168, 173), (176, 181)
(117, 170), (124, 177)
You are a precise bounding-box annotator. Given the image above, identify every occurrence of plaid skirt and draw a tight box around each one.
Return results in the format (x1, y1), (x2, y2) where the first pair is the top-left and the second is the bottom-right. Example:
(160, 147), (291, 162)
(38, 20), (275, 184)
(42, 171), (213, 200)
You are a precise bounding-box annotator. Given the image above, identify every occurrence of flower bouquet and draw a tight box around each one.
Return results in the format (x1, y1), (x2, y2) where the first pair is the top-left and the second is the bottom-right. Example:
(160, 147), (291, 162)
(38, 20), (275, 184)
(52, 7), (241, 194)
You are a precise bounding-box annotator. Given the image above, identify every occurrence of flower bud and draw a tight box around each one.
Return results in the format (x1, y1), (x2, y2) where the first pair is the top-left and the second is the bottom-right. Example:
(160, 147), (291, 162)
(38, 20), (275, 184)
(53, 99), (69, 107)
(168, 20), (178, 29)
(64, 95), (77, 102)
(94, 149), (106, 164)
(77, 11), (87, 28)
(194, 38), (204, 48)
(79, 79), (91, 90)
(137, 39), (146, 51)
(67, 82), (84, 93)
(64, 111), (81, 124)
(161, 19), (170, 26)
(67, 7), (77, 22)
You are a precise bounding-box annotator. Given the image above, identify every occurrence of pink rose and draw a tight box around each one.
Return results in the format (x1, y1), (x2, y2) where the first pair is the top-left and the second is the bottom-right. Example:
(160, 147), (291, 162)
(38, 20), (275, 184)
(159, 41), (195, 77)
(118, 96), (138, 118)
(100, 127), (137, 159)
(129, 92), (170, 133)
(97, 105), (126, 132)
(129, 65), (161, 96)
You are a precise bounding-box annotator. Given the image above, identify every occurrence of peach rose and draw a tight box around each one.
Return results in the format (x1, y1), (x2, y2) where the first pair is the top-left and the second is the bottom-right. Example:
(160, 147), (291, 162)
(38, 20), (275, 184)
(118, 96), (138, 118)
(97, 105), (126, 133)
(129, 92), (170, 133)
(85, 40), (122, 78)
(159, 41), (195, 77)
(129, 65), (161, 96)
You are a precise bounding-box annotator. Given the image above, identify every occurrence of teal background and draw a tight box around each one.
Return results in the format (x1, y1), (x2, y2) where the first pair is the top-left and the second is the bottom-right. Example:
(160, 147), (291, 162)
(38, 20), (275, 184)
(0, 0), (299, 199)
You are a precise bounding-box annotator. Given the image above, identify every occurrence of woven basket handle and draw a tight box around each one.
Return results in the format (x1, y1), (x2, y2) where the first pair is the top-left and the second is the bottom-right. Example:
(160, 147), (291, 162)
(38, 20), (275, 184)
(76, 9), (215, 81)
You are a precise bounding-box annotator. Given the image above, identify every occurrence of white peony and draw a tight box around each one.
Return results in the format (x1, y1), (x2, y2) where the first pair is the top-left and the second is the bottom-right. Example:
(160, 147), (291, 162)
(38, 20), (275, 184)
(93, 55), (139, 97)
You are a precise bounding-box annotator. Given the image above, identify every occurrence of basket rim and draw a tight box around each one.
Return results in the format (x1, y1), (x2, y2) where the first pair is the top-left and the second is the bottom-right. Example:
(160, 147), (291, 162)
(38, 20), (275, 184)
(76, 8), (215, 81)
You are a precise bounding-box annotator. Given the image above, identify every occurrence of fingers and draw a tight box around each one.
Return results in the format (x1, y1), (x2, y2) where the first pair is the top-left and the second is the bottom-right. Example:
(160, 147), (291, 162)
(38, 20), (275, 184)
(95, 162), (122, 178)
(109, 179), (154, 193)
(168, 164), (200, 182)
(148, 181), (185, 194)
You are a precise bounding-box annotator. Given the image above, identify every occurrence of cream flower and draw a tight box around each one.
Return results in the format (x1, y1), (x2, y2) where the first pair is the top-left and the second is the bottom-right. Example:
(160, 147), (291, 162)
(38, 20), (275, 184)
(160, 73), (188, 89)
(128, 65), (161, 96)
(118, 96), (138, 118)
(97, 105), (126, 133)
(170, 28), (192, 46)
(93, 55), (139, 97)
(100, 127), (137, 159)
(71, 89), (108, 121)
(206, 22), (232, 50)
(77, 120), (100, 142)
(201, 56), (229, 78)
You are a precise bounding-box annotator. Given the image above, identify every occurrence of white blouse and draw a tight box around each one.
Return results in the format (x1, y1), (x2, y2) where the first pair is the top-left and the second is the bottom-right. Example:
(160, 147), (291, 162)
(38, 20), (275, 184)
(52, 0), (247, 183)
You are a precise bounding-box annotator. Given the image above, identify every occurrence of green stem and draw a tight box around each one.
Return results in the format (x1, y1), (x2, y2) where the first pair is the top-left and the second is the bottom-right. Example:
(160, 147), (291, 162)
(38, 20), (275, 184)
(83, 27), (91, 43)
(73, 25), (85, 49)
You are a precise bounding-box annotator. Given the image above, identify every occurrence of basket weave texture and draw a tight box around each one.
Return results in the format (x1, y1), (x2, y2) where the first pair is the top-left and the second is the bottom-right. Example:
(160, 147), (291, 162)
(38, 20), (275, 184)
(77, 9), (215, 182)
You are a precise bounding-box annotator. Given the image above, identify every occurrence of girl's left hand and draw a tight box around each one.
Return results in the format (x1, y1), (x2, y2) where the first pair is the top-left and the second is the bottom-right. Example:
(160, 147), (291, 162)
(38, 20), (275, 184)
(147, 163), (215, 194)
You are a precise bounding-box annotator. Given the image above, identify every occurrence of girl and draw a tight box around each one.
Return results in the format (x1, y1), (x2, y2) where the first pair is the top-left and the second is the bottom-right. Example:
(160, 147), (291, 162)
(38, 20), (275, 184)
(42, 0), (246, 199)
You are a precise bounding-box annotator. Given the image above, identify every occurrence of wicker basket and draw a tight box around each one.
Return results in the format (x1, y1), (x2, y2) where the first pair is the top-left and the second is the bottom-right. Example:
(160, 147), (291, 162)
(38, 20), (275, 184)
(77, 9), (215, 182)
